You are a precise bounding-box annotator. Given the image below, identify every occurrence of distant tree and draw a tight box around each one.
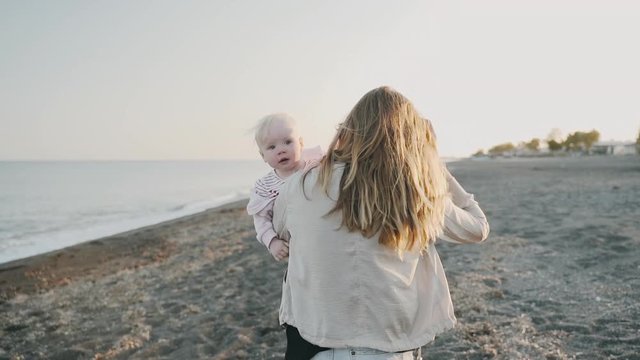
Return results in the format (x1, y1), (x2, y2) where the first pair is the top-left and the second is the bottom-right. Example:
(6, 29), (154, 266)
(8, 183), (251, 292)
(524, 138), (540, 152)
(548, 140), (563, 151)
(473, 149), (485, 157)
(564, 130), (600, 152)
(547, 139), (563, 152)
(488, 143), (515, 156)
(546, 129), (564, 152)
(583, 130), (600, 151)
(563, 132), (582, 151)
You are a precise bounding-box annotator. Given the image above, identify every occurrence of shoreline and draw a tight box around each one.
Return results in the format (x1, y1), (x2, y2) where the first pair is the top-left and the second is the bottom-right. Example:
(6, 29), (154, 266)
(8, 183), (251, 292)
(0, 195), (251, 267)
(0, 159), (270, 266)
(0, 199), (250, 300)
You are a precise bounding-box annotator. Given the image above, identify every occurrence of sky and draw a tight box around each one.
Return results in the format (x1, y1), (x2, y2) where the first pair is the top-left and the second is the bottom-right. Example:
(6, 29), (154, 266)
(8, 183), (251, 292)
(1, 0), (639, 160)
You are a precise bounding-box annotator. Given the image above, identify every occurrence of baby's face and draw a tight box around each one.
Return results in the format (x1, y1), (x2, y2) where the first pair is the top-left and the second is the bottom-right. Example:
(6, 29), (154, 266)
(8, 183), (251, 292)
(260, 120), (303, 176)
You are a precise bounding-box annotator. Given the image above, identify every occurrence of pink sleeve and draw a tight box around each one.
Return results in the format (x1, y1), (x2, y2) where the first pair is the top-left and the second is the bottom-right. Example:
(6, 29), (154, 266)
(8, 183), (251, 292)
(252, 202), (278, 248)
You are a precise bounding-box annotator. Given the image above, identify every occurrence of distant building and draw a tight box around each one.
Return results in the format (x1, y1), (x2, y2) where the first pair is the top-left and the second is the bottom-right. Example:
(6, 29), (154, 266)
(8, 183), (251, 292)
(590, 141), (636, 155)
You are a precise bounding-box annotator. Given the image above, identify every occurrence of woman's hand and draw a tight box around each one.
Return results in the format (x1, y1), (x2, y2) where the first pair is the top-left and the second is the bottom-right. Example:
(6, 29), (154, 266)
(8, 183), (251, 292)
(268, 238), (289, 261)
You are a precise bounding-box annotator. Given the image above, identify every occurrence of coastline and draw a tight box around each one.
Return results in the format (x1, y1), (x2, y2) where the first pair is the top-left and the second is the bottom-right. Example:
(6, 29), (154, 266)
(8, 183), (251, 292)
(2, 157), (639, 359)
(0, 159), (269, 265)
(0, 194), (252, 267)
(0, 199), (251, 300)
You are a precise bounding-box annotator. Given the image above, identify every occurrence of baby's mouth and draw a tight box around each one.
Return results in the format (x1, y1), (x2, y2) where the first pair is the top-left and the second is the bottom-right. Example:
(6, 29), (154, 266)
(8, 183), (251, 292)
(279, 158), (290, 164)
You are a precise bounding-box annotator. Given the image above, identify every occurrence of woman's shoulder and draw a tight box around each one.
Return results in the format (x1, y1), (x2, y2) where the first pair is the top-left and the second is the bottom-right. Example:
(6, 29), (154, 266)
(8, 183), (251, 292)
(281, 162), (345, 200)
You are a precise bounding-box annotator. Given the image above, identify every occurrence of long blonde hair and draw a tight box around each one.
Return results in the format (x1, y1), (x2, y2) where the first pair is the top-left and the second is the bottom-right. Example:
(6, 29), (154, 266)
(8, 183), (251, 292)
(318, 86), (448, 253)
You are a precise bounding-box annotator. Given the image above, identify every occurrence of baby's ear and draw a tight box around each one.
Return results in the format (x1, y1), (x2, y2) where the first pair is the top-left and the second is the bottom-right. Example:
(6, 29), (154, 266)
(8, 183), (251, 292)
(259, 150), (265, 159)
(299, 137), (304, 148)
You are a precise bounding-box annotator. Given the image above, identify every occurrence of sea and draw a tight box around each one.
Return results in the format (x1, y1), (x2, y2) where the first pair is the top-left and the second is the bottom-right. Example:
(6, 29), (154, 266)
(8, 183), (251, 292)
(0, 160), (271, 265)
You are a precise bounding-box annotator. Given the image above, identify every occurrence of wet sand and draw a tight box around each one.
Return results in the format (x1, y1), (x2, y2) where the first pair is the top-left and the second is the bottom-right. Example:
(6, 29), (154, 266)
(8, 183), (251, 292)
(1, 156), (639, 359)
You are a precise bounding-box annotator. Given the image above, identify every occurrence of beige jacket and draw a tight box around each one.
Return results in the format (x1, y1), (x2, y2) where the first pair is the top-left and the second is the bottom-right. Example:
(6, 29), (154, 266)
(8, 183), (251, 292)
(273, 164), (489, 352)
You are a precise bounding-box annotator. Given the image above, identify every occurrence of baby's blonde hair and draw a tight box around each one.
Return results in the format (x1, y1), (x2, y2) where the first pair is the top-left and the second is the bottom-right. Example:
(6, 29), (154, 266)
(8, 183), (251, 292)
(253, 113), (298, 149)
(318, 86), (448, 253)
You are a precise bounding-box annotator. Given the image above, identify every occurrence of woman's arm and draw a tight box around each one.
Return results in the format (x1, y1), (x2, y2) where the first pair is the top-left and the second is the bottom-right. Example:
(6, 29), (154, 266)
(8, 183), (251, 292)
(440, 170), (490, 244)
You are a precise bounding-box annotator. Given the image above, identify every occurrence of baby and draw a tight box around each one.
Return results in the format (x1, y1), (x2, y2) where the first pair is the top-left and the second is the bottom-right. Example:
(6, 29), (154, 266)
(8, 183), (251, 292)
(247, 113), (322, 261)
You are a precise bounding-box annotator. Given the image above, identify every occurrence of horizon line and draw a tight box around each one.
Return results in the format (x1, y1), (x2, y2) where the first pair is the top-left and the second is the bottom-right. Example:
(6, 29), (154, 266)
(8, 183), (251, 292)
(0, 155), (467, 162)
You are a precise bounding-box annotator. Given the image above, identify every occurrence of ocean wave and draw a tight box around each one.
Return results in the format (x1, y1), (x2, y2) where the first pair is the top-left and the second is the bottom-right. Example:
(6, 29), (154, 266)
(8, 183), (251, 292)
(0, 192), (250, 265)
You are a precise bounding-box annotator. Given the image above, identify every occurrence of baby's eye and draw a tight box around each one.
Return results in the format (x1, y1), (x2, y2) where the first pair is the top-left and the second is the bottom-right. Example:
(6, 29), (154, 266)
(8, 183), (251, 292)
(285, 139), (293, 145)
(267, 145), (275, 150)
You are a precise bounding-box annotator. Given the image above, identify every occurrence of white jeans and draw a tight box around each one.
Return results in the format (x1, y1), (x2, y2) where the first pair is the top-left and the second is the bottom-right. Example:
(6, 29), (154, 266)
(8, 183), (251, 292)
(311, 347), (421, 360)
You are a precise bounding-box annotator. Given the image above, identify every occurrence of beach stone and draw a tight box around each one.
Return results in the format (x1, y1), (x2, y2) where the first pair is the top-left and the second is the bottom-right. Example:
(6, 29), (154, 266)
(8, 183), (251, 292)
(49, 349), (88, 360)
(3, 323), (28, 332)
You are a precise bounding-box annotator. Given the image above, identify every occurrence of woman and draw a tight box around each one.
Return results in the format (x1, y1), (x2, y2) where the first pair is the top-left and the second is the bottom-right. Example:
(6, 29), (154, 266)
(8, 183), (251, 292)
(273, 86), (490, 359)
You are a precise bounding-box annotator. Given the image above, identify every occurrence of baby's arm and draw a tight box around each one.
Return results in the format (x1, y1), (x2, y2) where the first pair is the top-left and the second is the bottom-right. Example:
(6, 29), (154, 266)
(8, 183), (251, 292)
(252, 205), (289, 261)
(252, 209), (278, 248)
(247, 178), (290, 261)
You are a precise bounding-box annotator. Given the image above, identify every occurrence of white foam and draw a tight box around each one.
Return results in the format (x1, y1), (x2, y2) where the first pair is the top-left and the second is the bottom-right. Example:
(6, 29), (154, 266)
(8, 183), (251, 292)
(0, 192), (248, 265)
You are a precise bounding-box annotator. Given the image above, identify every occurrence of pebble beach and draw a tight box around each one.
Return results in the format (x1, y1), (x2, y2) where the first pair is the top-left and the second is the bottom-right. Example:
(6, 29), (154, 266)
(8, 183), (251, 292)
(1, 156), (639, 359)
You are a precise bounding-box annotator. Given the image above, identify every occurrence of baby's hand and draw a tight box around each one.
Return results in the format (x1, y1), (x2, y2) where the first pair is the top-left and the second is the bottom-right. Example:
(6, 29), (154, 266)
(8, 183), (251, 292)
(268, 238), (289, 261)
